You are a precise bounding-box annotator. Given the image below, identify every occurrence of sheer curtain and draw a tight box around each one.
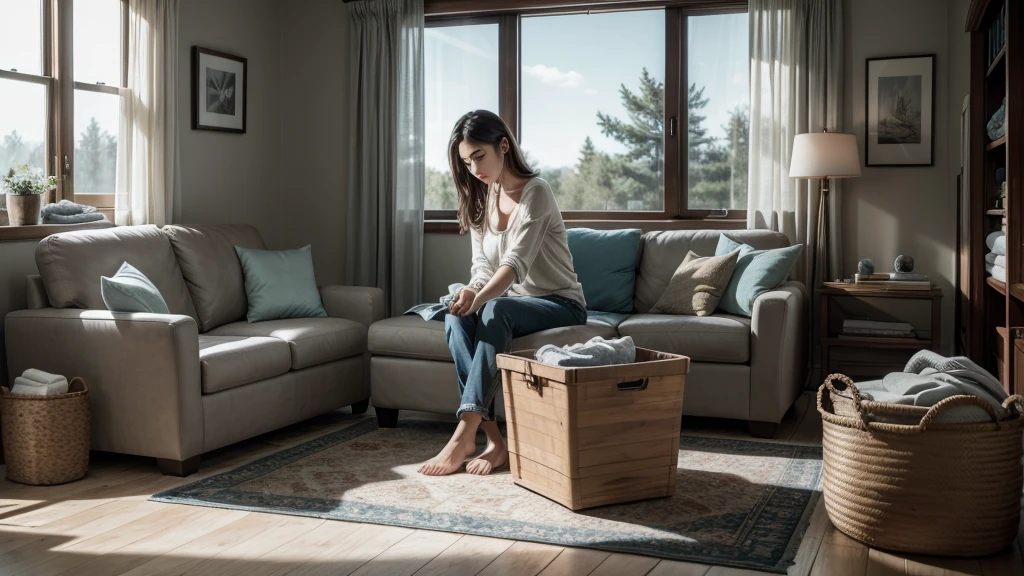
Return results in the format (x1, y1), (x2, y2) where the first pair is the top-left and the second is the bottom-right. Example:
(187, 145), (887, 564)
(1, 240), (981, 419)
(115, 0), (179, 226)
(346, 0), (425, 317)
(748, 0), (844, 288)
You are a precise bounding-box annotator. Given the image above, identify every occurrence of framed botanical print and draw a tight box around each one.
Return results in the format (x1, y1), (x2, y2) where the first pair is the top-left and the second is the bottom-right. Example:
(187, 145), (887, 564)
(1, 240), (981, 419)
(865, 54), (935, 166)
(192, 46), (247, 133)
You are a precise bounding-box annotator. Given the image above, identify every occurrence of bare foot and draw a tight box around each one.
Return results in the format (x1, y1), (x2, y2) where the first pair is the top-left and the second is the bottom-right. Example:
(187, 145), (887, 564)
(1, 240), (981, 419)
(417, 435), (477, 476)
(466, 438), (508, 475)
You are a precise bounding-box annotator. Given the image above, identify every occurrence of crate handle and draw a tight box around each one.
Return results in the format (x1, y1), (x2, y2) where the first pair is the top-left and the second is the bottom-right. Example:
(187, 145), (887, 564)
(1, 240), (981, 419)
(617, 378), (648, 391)
(523, 360), (541, 396)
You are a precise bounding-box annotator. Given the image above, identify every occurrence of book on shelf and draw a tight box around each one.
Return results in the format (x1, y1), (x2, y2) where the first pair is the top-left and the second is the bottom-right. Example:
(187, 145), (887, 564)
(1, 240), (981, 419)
(825, 280), (932, 291)
(855, 273), (929, 282)
(840, 319), (917, 338)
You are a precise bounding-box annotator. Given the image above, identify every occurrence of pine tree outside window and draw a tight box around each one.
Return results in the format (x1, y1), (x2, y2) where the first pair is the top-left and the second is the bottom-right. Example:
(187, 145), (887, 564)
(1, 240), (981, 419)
(423, 1), (749, 225)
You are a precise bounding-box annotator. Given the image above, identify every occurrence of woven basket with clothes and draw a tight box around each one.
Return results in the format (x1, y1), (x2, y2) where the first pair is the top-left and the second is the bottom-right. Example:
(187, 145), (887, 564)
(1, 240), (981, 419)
(818, 373), (1024, 557)
(0, 377), (90, 485)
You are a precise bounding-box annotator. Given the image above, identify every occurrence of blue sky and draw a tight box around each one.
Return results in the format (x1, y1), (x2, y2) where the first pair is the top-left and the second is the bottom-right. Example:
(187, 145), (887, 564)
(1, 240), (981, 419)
(425, 10), (748, 171)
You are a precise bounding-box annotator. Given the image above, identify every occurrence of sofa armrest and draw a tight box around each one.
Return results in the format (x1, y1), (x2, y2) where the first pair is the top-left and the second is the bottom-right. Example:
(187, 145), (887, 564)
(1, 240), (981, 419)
(4, 308), (203, 461)
(749, 281), (807, 424)
(319, 285), (387, 326)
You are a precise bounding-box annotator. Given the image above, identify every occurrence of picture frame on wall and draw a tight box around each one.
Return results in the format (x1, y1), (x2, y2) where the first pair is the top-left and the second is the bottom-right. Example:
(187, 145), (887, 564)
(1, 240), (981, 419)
(865, 54), (935, 166)
(192, 46), (247, 134)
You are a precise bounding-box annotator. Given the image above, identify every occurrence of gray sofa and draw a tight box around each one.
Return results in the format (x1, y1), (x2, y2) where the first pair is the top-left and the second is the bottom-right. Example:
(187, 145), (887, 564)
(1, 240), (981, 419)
(5, 224), (385, 476)
(368, 229), (807, 437)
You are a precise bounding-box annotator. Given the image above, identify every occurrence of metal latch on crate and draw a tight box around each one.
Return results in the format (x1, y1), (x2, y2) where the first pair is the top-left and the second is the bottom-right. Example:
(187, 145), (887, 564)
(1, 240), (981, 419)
(523, 361), (541, 395)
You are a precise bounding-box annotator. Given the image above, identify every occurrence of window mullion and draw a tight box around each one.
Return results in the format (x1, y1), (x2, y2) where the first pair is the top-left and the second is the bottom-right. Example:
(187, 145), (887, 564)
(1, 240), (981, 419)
(56, 0), (74, 202)
(498, 14), (519, 139)
(666, 7), (682, 218)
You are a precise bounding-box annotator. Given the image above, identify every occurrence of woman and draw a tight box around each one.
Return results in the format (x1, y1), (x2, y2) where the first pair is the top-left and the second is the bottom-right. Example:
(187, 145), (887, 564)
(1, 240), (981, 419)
(417, 110), (587, 477)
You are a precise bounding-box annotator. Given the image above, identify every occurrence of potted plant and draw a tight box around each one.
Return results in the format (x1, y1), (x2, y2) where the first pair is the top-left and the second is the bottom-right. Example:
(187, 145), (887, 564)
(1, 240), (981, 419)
(1, 164), (57, 226)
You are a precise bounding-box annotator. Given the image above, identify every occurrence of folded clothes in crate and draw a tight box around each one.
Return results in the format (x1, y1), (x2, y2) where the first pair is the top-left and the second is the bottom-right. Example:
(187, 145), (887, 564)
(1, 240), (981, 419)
(535, 335), (635, 367)
(10, 369), (69, 396)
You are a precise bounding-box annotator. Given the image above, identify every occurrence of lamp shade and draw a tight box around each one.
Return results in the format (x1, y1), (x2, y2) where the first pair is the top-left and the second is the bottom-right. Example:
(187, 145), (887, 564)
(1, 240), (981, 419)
(789, 132), (861, 179)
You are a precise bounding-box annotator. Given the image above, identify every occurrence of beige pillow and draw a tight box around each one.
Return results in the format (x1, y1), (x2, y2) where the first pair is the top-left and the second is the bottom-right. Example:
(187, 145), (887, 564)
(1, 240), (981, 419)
(649, 250), (739, 316)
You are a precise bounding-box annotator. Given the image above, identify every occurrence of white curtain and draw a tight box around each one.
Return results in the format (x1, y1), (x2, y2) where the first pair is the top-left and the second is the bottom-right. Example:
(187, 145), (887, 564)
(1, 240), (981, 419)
(748, 0), (844, 287)
(115, 0), (179, 226)
(346, 0), (425, 317)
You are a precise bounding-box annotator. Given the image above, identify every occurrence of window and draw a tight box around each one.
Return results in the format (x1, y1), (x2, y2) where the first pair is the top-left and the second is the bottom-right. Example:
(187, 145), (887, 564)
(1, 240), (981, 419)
(0, 0), (125, 227)
(521, 10), (665, 212)
(424, 20), (500, 211)
(424, 2), (748, 223)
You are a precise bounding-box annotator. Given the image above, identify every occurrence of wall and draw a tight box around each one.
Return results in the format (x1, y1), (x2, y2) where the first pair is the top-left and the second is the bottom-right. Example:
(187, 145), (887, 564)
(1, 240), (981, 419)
(177, 0), (285, 247)
(276, 0), (350, 286)
(0, 241), (41, 386)
(842, 0), (968, 354)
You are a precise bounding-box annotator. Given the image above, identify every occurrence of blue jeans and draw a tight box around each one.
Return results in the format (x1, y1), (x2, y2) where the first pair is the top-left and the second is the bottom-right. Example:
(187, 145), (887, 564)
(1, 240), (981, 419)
(444, 294), (587, 420)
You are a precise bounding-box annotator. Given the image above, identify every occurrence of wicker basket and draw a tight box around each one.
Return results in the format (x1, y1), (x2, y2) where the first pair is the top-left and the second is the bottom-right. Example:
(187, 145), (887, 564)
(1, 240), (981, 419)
(818, 373), (1024, 556)
(1, 377), (91, 485)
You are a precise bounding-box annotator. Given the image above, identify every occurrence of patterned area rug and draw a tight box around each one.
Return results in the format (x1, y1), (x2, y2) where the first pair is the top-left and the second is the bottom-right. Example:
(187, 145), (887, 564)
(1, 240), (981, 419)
(152, 420), (822, 573)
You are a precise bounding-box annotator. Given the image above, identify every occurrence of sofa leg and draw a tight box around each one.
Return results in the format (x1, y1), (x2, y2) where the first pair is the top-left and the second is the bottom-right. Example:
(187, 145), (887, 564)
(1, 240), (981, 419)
(748, 421), (779, 439)
(376, 407), (400, 428)
(157, 455), (201, 477)
(351, 398), (370, 415)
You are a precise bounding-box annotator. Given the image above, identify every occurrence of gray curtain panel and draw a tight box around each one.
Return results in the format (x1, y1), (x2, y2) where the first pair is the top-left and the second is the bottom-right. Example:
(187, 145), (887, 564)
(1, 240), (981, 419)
(346, 0), (425, 317)
(747, 0), (844, 288)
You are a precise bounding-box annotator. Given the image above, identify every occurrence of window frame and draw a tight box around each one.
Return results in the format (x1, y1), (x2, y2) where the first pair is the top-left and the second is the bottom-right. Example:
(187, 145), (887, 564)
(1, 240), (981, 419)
(423, 0), (748, 228)
(0, 0), (126, 238)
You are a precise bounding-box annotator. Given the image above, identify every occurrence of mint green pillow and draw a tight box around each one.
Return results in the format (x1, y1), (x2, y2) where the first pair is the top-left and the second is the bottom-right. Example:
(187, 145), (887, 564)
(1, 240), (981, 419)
(566, 228), (641, 313)
(235, 245), (327, 322)
(715, 235), (802, 317)
(101, 262), (170, 314)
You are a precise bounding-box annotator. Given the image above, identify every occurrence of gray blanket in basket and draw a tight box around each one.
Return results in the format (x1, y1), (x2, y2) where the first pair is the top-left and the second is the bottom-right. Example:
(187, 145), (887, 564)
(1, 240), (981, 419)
(840, 350), (1009, 424)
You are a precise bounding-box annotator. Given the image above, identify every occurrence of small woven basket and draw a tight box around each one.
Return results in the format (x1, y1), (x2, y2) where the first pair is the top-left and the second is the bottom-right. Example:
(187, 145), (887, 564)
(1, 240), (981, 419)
(1, 377), (91, 486)
(818, 373), (1024, 557)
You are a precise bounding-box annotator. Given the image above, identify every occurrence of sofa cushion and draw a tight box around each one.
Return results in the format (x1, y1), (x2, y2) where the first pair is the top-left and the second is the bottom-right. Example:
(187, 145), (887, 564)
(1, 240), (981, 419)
(235, 245), (328, 323)
(35, 224), (199, 321)
(208, 318), (366, 370)
(163, 224), (266, 332)
(715, 235), (803, 317)
(617, 313), (751, 363)
(368, 315), (619, 362)
(566, 228), (641, 313)
(635, 229), (791, 313)
(198, 335), (292, 394)
(101, 262), (170, 314)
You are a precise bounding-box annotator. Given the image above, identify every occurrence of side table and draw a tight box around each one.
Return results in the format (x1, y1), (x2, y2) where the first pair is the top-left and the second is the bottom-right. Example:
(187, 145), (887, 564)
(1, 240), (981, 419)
(818, 283), (942, 379)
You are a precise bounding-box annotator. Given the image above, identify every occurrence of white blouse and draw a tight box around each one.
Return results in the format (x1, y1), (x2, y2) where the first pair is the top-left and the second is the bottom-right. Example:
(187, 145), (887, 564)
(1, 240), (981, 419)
(468, 177), (586, 307)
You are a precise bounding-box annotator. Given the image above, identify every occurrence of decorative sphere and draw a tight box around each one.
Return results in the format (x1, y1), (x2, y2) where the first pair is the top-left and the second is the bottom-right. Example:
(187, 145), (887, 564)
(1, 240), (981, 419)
(894, 255), (915, 273)
(858, 259), (875, 275)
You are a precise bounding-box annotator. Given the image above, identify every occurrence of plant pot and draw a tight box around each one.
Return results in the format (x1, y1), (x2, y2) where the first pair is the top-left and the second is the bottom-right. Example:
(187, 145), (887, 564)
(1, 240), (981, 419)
(6, 193), (42, 226)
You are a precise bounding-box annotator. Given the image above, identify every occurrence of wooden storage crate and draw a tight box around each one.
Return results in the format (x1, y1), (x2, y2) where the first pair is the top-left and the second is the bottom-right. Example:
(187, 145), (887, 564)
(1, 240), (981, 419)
(495, 347), (689, 510)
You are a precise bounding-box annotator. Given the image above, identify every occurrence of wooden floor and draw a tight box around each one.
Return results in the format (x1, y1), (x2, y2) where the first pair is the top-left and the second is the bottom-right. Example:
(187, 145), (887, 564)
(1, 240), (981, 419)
(0, 392), (1021, 576)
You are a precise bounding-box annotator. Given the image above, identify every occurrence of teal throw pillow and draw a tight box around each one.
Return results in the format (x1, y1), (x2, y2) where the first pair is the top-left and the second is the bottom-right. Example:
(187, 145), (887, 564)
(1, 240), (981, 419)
(100, 262), (170, 314)
(235, 245), (327, 322)
(715, 235), (802, 317)
(566, 228), (641, 313)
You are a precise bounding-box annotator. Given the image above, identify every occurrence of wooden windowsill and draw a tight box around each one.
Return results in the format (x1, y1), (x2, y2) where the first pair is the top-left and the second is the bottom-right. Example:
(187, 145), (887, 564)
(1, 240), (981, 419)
(0, 219), (115, 242)
(424, 218), (748, 234)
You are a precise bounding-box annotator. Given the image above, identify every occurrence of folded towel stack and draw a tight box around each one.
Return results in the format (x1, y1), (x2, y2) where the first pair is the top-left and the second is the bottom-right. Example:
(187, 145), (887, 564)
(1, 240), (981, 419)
(535, 335), (636, 367)
(985, 231), (1006, 282)
(40, 200), (106, 225)
(10, 369), (69, 396)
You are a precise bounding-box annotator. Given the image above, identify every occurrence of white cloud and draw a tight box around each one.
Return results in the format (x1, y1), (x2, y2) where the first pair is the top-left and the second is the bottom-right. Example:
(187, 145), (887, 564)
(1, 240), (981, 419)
(522, 64), (584, 88)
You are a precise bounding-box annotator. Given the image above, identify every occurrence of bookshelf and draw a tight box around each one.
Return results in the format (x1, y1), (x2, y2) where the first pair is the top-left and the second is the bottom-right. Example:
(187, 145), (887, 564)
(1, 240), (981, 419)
(962, 0), (1023, 393)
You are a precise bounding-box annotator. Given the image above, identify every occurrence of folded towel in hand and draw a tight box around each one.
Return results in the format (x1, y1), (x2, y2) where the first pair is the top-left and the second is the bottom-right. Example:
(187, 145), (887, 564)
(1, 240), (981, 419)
(41, 212), (106, 225)
(985, 252), (1007, 267)
(11, 369), (69, 395)
(40, 199), (97, 216)
(986, 231), (1006, 256)
(535, 335), (636, 367)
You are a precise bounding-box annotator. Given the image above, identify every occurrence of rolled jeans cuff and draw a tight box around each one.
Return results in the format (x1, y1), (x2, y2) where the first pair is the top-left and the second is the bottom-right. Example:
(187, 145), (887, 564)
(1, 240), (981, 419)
(456, 403), (490, 420)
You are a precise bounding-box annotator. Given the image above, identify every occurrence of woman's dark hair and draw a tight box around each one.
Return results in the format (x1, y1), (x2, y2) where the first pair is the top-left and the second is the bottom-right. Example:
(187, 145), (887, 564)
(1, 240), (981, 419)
(448, 110), (538, 234)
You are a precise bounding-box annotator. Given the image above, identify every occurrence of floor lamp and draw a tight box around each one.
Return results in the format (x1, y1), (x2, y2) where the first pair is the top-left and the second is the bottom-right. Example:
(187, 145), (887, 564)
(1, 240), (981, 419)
(789, 131), (861, 284)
